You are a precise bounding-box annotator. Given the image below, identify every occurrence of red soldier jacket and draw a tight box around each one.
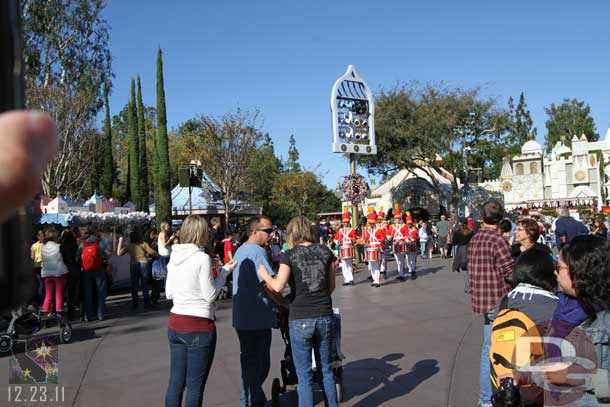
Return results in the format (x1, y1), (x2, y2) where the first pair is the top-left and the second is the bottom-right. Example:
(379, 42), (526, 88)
(362, 226), (387, 249)
(334, 227), (356, 244)
(405, 227), (419, 243)
(388, 224), (408, 242)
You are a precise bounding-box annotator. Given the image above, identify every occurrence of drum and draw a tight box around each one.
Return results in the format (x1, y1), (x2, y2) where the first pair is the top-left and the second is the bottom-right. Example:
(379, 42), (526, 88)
(339, 245), (354, 259)
(365, 247), (381, 262)
(393, 241), (406, 254)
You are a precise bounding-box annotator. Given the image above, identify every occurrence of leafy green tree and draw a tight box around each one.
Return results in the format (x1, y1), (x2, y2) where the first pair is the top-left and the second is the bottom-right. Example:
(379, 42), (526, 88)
(507, 92), (536, 154)
(270, 171), (337, 221)
(286, 134), (301, 172)
(544, 98), (598, 151)
(358, 83), (508, 211)
(22, 0), (112, 196)
(155, 48), (172, 225)
(243, 134), (287, 222)
(175, 110), (264, 230)
(137, 76), (150, 212)
(128, 80), (141, 208)
(101, 83), (114, 197)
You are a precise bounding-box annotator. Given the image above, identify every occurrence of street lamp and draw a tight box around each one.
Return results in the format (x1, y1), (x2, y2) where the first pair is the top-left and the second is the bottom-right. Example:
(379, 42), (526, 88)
(178, 161), (203, 215)
(453, 112), (496, 216)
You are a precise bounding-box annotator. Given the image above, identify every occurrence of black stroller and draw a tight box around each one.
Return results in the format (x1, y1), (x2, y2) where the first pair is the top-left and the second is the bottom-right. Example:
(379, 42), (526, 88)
(0, 306), (72, 355)
(271, 306), (345, 405)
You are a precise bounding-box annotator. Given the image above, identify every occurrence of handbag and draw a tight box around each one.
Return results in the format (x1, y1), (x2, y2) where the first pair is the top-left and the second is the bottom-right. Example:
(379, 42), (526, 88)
(152, 257), (168, 280)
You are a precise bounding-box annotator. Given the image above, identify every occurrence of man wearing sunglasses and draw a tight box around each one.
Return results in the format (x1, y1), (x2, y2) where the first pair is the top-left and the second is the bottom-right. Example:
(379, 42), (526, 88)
(231, 215), (276, 407)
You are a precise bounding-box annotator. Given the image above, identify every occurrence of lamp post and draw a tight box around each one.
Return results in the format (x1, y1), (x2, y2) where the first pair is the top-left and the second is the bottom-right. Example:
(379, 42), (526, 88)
(453, 112), (495, 216)
(178, 160), (202, 215)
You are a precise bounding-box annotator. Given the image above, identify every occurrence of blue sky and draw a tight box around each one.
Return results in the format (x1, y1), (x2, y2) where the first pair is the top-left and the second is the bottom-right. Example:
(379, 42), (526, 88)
(102, 0), (610, 190)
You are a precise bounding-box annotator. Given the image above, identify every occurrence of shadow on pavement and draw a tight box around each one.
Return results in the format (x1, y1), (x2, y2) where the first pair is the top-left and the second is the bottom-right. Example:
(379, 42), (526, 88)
(352, 359), (440, 406)
(413, 266), (443, 277)
(341, 353), (404, 401)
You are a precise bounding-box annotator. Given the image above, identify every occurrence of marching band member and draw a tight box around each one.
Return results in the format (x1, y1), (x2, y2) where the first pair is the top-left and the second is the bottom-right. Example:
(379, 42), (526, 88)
(389, 203), (408, 281)
(377, 207), (388, 274)
(333, 207), (356, 286)
(405, 212), (419, 276)
(362, 207), (386, 287)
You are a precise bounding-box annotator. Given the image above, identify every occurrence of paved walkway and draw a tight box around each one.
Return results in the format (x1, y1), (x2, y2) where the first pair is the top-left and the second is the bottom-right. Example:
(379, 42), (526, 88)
(0, 256), (484, 406)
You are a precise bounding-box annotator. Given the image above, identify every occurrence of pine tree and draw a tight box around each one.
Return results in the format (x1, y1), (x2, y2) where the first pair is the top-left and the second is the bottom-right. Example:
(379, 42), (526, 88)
(155, 48), (172, 225)
(507, 92), (537, 153)
(287, 134), (301, 172)
(516, 92), (536, 140)
(128, 79), (141, 208)
(137, 76), (150, 212)
(101, 83), (114, 198)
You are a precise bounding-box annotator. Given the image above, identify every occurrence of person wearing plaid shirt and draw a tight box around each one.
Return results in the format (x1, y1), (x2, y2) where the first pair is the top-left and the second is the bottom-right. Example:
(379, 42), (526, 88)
(467, 200), (514, 407)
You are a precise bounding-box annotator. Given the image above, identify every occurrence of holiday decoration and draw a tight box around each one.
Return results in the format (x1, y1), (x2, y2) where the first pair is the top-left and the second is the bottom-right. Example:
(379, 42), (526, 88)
(341, 173), (369, 203)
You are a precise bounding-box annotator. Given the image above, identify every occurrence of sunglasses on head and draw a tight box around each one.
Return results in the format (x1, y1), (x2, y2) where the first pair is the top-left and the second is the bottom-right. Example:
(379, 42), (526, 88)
(257, 228), (273, 234)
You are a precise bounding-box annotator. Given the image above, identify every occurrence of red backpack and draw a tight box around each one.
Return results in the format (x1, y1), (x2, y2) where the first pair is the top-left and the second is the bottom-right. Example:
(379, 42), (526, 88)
(81, 240), (101, 271)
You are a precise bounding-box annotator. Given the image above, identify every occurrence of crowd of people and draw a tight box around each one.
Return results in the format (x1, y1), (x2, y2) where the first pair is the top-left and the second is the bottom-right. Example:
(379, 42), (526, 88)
(464, 200), (610, 407)
(4, 110), (610, 406)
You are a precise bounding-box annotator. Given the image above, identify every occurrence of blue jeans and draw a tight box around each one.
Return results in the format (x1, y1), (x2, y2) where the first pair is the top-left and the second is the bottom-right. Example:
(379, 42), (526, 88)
(480, 312), (496, 404)
(420, 241), (428, 257)
(130, 263), (150, 307)
(81, 269), (107, 320)
(165, 329), (216, 407)
(289, 316), (338, 407)
(236, 329), (271, 407)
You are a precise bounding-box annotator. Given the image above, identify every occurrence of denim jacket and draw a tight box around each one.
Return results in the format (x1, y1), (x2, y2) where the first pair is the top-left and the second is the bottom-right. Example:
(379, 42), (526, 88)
(580, 310), (610, 405)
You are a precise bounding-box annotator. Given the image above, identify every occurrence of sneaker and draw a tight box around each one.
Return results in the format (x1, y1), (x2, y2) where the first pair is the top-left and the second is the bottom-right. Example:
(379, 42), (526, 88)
(478, 402), (492, 407)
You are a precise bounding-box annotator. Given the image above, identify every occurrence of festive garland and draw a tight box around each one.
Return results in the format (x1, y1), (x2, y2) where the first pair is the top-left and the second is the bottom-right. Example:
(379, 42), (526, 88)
(341, 174), (369, 203)
(67, 211), (153, 226)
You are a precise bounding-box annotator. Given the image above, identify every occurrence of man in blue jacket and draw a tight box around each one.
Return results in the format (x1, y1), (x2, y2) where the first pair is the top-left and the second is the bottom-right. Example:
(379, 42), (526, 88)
(232, 216), (277, 407)
(555, 207), (589, 249)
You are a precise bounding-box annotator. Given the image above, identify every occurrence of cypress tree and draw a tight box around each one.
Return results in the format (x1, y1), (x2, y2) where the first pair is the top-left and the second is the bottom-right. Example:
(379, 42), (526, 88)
(124, 153), (131, 204)
(101, 83), (114, 198)
(88, 135), (99, 196)
(128, 79), (141, 208)
(137, 76), (150, 212)
(155, 48), (172, 225)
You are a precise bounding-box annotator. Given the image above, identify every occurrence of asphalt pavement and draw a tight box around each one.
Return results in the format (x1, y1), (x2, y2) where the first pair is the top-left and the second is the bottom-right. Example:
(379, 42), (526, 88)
(0, 256), (484, 407)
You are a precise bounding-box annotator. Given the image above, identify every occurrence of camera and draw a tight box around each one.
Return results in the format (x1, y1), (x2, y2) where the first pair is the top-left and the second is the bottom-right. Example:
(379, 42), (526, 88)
(492, 377), (521, 407)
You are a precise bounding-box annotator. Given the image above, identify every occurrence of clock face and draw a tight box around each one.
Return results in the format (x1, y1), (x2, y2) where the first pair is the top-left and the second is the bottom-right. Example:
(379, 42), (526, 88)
(575, 170), (587, 181)
(502, 181), (512, 192)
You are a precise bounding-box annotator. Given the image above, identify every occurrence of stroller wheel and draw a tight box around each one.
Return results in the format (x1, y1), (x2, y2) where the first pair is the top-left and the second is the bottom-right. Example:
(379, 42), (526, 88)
(0, 334), (13, 354)
(59, 324), (73, 344)
(271, 378), (282, 406)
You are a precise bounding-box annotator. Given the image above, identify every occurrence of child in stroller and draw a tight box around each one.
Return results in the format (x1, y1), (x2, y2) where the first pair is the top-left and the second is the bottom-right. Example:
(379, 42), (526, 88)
(271, 305), (345, 405)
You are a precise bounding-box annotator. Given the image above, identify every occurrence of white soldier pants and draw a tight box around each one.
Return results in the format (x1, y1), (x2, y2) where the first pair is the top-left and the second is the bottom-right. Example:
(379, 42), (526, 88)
(369, 260), (381, 284)
(394, 253), (405, 277)
(380, 253), (387, 273)
(340, 258), (353, 283)
(407, 253), (417, 273)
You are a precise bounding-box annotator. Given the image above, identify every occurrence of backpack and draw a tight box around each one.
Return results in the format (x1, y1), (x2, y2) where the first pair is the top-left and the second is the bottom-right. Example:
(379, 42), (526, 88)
(81, 240), (101, 272)
(489, 296), (544, 393)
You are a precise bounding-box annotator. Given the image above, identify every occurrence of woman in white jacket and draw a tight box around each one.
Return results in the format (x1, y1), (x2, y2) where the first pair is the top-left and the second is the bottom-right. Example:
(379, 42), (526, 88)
(164, 215), (236, 407)
(40, 229), (69, 315)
